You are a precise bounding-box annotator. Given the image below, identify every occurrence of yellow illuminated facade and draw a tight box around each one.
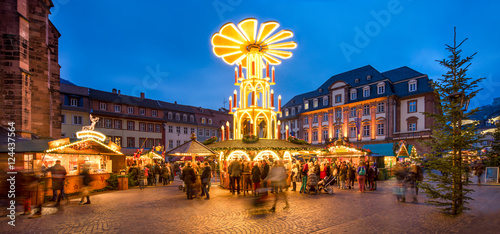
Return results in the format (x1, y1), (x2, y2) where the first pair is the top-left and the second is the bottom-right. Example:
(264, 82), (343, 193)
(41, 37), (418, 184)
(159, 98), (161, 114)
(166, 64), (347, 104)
(212, 18), (297, 139)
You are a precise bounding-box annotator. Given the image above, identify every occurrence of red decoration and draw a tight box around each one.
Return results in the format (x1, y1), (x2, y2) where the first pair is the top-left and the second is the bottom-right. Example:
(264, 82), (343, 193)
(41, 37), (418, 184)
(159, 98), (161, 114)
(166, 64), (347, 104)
(266, 63), (269, 77)
(239, 63), (242, 78)
(252, 61), (255, 76)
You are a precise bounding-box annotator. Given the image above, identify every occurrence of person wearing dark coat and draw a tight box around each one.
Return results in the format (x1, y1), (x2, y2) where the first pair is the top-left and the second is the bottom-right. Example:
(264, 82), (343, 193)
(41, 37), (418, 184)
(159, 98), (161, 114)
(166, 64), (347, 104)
(229, 159), (242, 194)
(201, 162), (212, 199)
(47, 160), (67, 206)
(251, 162), (262, 195)
(260, 160), (270, 188)
(182, 162), (196, 199)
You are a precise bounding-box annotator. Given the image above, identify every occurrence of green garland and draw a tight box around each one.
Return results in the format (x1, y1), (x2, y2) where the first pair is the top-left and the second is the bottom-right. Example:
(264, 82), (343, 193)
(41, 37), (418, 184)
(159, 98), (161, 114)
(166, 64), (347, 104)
(288, 136), (310, 145)
(242, 134), (259, 144)
(202, 136), (218, 145)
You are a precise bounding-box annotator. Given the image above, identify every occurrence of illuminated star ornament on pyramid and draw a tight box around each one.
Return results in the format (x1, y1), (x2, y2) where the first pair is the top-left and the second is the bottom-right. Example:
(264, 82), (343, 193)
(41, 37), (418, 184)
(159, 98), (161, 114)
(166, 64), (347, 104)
(211, 18), (297, 140)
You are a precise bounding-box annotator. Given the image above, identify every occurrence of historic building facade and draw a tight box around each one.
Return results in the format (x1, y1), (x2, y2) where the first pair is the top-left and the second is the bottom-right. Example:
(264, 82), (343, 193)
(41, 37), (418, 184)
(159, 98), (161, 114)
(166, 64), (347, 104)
(1, 0), (61, 138)
(279, 65), (436, 152)
(60, 80), (231, 151)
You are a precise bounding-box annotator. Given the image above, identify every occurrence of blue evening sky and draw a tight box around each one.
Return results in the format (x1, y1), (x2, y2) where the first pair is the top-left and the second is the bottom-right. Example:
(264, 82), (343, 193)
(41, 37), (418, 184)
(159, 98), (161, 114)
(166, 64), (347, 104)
(50, 0), (500, 110)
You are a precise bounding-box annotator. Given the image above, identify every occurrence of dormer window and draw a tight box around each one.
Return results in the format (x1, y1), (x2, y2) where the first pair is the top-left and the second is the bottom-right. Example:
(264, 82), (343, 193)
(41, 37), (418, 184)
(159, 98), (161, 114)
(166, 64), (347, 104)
(70, 98), (78, 107)
(323, 96), (328, 106)
(291, 108), (296, 115)
(285, 109), (289, 116)
(183, 114), (187, 121)
(367, 75), (372, 81)
(313, 99), (318, 108)
(208, 118), (212, 125)
(175, 113), (180, 120)
(319, 89), (323, 93)
(168, 112), (173, 119)
(190, 115), (194, 122)
(201, 117), (206, 124)
(304, 101), (309, 110)
(409, 80), (417, 92)
(355, 79), (360, 83)
(363, 86), (370, 97)
(377, 82), (385, 94)
(350, 90), (357, 100)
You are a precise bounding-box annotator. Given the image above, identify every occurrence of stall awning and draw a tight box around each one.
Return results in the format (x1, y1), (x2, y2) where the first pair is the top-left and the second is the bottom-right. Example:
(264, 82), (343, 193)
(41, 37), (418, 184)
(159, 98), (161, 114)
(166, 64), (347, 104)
(362, 143), (395, 157)
(166, 137), (216, 157)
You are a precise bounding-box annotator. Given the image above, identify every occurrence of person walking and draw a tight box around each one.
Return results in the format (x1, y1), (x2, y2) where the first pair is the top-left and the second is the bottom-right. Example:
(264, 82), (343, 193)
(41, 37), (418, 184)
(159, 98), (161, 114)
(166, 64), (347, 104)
(268, 161), (289, 212)
(162, 164), (170, 185)
(230, 159), (242, 195)
(291, 163), (299, 191)
(348, 163), (356, 189)
(299, 163), (309, 193)
(182, 162), (196, 199)
(251, 162), (262, 195)
(47, 160), (67, 207)
(475, 161), (485, 186)
(139, 166), (147, 190)
(356, 162), (367, 193)
(79, 162), (92, 205)
(201, 162), (211, 200)
(367, 163), (376, 190)
(394, 162), (408, 202)
(339, 163), (347, 189)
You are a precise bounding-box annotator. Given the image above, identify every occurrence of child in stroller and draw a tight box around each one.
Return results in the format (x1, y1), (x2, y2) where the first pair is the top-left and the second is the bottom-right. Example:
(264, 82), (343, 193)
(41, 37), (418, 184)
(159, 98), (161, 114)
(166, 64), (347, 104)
(318, 175), (335, 194)
(307, 174), (319, 194)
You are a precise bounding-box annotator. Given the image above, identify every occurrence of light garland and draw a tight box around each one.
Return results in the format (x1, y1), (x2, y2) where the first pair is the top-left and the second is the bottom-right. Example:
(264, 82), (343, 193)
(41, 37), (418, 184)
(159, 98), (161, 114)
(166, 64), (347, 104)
(46, 138), (123, 155)
(76, 130), (106, 142)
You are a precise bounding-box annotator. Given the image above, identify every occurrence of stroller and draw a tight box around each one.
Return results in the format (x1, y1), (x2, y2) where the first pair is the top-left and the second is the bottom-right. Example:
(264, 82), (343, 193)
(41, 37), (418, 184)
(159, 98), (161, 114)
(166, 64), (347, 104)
(318, 175), (335, 194)
(307, 174), (319, 194)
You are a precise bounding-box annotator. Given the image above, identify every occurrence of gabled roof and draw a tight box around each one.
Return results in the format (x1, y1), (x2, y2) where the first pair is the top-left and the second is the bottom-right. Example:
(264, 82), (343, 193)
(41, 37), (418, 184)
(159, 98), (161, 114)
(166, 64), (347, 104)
(60, 78), (77, 86)
(318, 65), (387, 91)
(381, 66), (424, 82)
(89, 89), (162, 109)
(166, 137), (217, 156)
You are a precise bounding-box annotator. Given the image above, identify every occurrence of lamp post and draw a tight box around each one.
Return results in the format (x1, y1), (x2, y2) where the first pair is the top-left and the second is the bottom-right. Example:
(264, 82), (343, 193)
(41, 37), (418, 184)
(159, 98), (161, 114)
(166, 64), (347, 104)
(448, 91), (469, 211)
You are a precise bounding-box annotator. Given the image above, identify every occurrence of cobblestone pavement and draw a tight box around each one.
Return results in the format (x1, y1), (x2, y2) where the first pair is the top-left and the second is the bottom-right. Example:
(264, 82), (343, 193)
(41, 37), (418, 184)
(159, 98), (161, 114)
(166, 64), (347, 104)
(1, 179), (499, 234)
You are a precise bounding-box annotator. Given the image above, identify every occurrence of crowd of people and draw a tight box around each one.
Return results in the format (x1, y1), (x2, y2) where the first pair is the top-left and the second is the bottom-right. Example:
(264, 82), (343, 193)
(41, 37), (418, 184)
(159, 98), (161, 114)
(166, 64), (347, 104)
(127, 162), (176, 189)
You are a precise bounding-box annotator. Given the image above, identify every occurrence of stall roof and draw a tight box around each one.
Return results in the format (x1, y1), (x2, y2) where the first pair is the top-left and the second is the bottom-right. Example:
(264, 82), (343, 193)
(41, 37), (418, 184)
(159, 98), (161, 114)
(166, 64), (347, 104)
(362, 143), (396, 157)
(0, 139), (52, 153)
(166, 138), (216, 157)
(207, 139), (322, 150)
(45, 138), (123, 156)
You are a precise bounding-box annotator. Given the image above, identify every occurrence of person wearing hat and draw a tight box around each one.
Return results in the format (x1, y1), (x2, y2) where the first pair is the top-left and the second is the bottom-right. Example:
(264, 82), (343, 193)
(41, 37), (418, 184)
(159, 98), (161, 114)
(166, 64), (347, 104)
(79, 162), (93, 205)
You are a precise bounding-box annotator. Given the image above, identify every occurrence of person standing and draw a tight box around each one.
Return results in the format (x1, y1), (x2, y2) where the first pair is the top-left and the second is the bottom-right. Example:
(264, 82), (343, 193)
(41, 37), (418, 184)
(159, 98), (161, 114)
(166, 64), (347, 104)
(79, 162), (92, 205)
(201, 162), (211, 200)
(261, 160), (270, 189)
(162, 164), (170, 185)
(475, 161), (485, 186)
(182, 162), (196, 199)
(291, 163), (299, 191)
(339, 163), (347, 189)
(229, 159), (242, 194)
(268, 161), (289, 212)
(356, 162), (367, 193)
(367, 163), (375, 190)
(299, 163), (309, 193)
(348, 163), (356, 189)
(47, 160), (67, 207)
(139, 166), (147, 190)
(251, 162), (262, 195)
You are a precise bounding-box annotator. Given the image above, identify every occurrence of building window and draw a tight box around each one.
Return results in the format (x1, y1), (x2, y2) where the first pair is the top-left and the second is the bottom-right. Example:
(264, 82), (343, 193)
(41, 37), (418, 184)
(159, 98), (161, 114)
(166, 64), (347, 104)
(335, 94), (342, 103)
(350, 107), (357, 117)
(147, 123), (154, 132)
(291, 108), (296, 115)
(409, 80), (417, 92)
(198, 128), (203, 136)
(205, 129), (210, 136)
(350, 126), (357, 138)
(350, 90), (357, 100)
(363, 105), (370, 116)
(152, 110), (157, 117)
(335, 129), (340, 138)
(377, 83), (385, 94)
(155, 139), (161, 147)
(183, 114), (187, 121)
(100, 102), (107, 110)
(114, 105), (121, 112)
(212, 129), (216, 136)
(175, 113), (180, 120)
(355, 79), (359, 83)
(114, 120), (122, 129)
(176, 140), (181, 147)
(323, 97), (328, 106)
(201, 118), (206, 124)
(105, 119), (112, 128)
(128, 106), (134, 114)
(313, 131), (318, 141)
(363, 87), (370, 97)
(323, 130), (328, 140)
(61, 114), (66, 124)
(208, 118), (212, 125)
(168, 126), (173, 133)
(408, 122), (417, 131)
(113, 136), (122, 147)
(335, 110), (342, 119)
(304, 132), (309, 142)
(191, 128), (195, 134)
(127, 137), (135, 148)
(363, 125), (370, 137)
(304, 117), (309, 125)
(285, 109), (289, 117)
(304, 101), (309, 110)
(73, 115), (83, 125)
(408, 101), (417, 113)
(139, 123), (146, 131)
(377, 102), (385, 113)
(168, 140), (173, 149)
(313, 99), (318, 108)
(184, 127), (188, 134)
(313, 114), (318, 123)
(70, 98), (78, 107)
(377, 123), (384, 135)
(155, 124), (161, 133)
(139, 108), (145, 115)
(323, 113), (328, 122)
(190, 115), (194, 122)
(127, 121), (134, 130)
(168, 112), (173, 119)
(176, 126), (181, 134)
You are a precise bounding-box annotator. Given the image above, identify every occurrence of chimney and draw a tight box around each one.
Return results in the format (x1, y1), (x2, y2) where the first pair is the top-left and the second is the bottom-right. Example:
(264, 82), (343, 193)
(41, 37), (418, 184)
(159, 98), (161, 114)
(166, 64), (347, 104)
(140, 92), (145, 98)
(112, 88), (117, 94)
(118, 90), (121, 95)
